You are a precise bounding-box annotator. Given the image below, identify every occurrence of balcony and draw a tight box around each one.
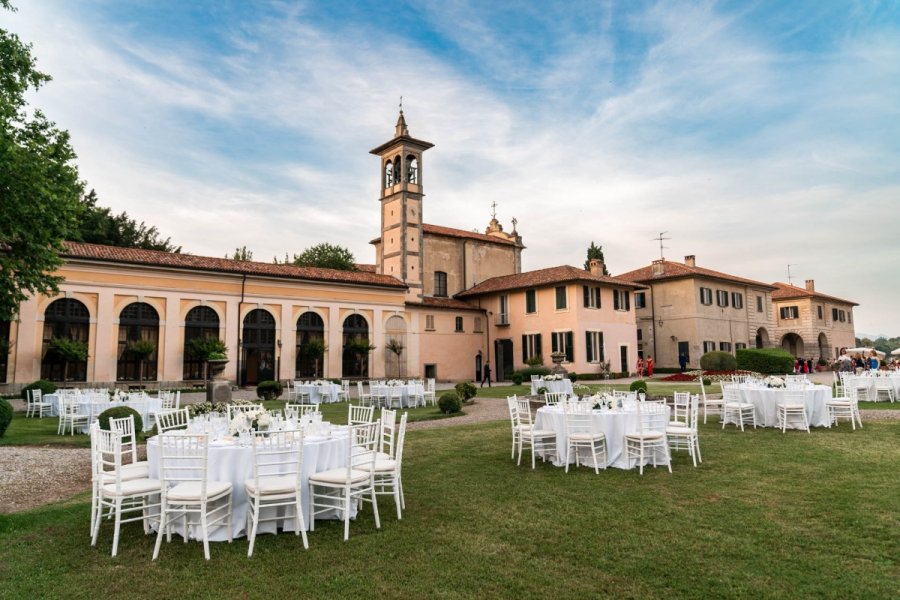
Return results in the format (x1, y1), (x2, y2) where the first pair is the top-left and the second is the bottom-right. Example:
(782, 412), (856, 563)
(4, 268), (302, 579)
(495, 313), (510, 327)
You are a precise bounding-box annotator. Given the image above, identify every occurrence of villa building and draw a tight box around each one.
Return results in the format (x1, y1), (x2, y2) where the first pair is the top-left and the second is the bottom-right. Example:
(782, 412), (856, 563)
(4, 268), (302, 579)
(770, 280), (857, 360)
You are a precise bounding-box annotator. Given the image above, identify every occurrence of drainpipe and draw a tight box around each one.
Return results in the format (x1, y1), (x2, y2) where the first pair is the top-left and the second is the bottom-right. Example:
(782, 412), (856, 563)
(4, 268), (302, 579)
(649, 284), (659, 365)
(236, 274), (246, 387)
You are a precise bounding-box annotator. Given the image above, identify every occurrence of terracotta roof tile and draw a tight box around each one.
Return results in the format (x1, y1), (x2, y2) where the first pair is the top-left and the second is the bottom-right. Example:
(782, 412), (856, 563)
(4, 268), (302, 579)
(771, 282), (858, 306)
(61, 242), (407, 289)
(405, 297), (483, 311)
(456, 265), (644, 298)
(616, 260), (776, 290)
(370, 223), (519, 246)
(355, 263), (377, 273)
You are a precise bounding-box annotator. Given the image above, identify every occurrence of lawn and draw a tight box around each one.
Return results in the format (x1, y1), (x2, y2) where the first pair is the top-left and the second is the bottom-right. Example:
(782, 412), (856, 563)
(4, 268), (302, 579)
(0, 417), (897, 599)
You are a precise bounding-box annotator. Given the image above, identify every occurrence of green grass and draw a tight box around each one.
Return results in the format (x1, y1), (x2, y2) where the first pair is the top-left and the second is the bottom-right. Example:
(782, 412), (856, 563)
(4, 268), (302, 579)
(1, 419), (898, 598)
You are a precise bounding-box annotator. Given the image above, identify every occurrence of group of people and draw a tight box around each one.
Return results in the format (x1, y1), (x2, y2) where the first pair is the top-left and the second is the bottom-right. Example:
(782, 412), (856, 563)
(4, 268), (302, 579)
(634, 356), (654, 378)
(837, 348), (885, 372)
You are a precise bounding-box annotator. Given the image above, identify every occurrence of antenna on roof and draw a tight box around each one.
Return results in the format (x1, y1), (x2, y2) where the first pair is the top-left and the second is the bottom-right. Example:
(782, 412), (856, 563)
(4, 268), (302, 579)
(651, 231), (670, 260)
(787, 264), (797, 286)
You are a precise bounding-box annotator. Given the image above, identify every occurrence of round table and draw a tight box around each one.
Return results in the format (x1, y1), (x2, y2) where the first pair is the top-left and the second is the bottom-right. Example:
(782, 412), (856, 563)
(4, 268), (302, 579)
(295, 383), (341, 404)
(146, 431), (349, 541)
(531, 379), (574, 396)
(371, 384), (423, 408)
(534, 405), (670, 470)
(735, 384), (832, 428)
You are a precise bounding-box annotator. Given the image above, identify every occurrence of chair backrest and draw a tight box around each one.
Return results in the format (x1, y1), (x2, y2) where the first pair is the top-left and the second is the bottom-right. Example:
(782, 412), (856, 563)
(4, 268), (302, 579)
(687, 394), (700, 430)
(427, 378), (435, 391)
(158, 433), (210, 496)
(93, 425), (126, 491)
(722, 384), (741, 404)
(32, 389), (43, 403)
(348, 404), (375, 426)
(284, 403), (319, 420)
(672, 392), (691, 425)
(157, 407), (190, 433)
(563, 400), (593, 436)
(698, 378), (708, 404)
(507, 396), (519, 428)
(342, 380), (350, 393)
(379, 408), (397, 457)
(357, 382), (367, 396)
(60, 396), (79, 417)
(531, 375), (540, 382)
(544, 392), (567, 406)
(250, 429), (304, 493)
(731, 375), (749, 384)
(636, 400), (668, 434)
(781, 389), (806, 407)
(514, 397), (534, 427)
(347, 421), (379, 477)
(393, 413), (409, 468)
(227, 403), (264, 421)
(110, 414), (140, 463)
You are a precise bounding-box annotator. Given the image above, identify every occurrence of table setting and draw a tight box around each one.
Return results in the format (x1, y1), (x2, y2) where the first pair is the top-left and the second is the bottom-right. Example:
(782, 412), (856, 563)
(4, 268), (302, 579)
(733, 379), (832, 428)
(530, 376), (574, 396)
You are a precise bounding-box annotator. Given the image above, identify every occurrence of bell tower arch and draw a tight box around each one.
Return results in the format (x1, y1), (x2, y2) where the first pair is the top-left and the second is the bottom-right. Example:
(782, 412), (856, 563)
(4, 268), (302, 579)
(369, 108), (434, 301)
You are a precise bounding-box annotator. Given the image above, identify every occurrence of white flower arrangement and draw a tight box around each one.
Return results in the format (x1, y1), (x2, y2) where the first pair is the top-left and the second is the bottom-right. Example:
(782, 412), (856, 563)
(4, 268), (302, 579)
(764, 376), (785, 388)
(545, 374), (562, 381)
(228, 408), (271, 435)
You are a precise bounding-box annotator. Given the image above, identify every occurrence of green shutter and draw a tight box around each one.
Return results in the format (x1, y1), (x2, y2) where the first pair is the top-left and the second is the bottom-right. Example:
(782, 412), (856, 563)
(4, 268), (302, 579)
(596, 287), (601, 308)
(583, 286), (589, 307)
(536, 334), (542, 359)
(551, 333), (558, 353)
(625, 291), (631, 311)
(522, 335), (527, 363)
(599, 332), (605, 362)
(586, 331), (593, 362)
(613, 291), (620, 311)
(566, 331), (574, 362)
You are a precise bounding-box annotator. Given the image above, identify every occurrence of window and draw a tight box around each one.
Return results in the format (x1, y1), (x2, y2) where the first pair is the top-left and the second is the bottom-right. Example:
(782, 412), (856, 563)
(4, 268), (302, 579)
(703, 341), (716, 353)
(583, 286), (601, 309)
(613, 290), (631, 311)
(184, 306), (221, 380)
(41, 298), (90, 382)
(817, 305), (823, 320)
(716, 290), (729, 307)
(731, 293), (743, 309)
(832, 307), (838, 321)
(700, 287), (713, 305)
(838, 310), (846, 322)
(434, 271), (447, 297)
(455, 316), (464, 332)
(555, 286), (567, 310)
(736, 342), (747, 350)
(637, 329), (643, 341)
(117, 302), (160, 382)
(474, 317), (483, 333)
(551, 331), (574, 362)
(719, 342), (732, 352)
(585, 331), (605, 363)
(525, 289), (537, 314)
(497, 295), (509, 325)
(756, 295), (764, 312)
(848, 311), (851, 323)
(635, 292), (646, 309)
(522, 333), (542, 363)
(780, 306), (799, 320)
(425, 315), (435, 331)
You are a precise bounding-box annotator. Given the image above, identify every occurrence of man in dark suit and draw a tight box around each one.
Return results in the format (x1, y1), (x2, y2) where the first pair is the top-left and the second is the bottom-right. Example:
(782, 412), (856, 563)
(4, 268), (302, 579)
(481, 362), (492, 387)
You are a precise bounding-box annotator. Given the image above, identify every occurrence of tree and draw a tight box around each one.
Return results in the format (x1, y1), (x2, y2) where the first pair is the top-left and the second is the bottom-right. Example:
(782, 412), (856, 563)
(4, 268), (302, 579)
(187, 336), (228, 380)
(48, 337), (88, 382)
(230, 246), (253, 261)
(0, 1), (84, 320)
(347, 337), (376, 376)
(127, 339), (156, 386)
(304, 338), (327, 378)
(293, 243), (357, 271)
(386, 338), (404, 378)
(584, 242), (610, 275)
(74, 189), (181, 252)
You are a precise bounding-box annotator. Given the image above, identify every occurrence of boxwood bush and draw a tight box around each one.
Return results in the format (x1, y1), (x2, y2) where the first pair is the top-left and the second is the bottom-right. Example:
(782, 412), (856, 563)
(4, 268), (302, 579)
(256, 380), (284, 401)
(629, 379), (648, 394)
(454, 382), (477, 404)
(97, 406), (143, 440)
(567, 372), (578, 382)
(20, 380), (58, 400)
(513, 366), (551, 381)
(438, 391), (461, 414)
(736, 348), (794, 375)
(0, 398), (12, 438)
(700, 351), (737, 371)
(511, 373), (524, 386)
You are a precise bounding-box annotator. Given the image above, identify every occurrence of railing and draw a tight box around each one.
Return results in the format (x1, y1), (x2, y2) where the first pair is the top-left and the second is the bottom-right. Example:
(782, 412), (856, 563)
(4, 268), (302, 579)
(495, 314), (509, 326)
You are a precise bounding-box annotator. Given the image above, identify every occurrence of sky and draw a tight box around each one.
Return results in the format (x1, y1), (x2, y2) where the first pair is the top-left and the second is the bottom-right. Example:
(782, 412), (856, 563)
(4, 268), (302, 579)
(3, 1), (899, 336)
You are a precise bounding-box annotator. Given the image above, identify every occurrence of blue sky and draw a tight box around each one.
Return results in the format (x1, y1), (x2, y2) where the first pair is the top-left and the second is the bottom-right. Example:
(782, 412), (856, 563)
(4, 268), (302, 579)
(3, 1), (899, 336)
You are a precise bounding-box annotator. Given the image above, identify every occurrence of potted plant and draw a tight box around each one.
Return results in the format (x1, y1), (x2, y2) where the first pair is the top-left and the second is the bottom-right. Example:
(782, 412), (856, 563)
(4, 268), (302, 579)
(49, 337), (89, 381)
(188, 337), (229, 380)
(386, 338), (404, 378)
(304, 338), (327, 378)
(127, 339), (156, 386)
(347, 337), (376, 376)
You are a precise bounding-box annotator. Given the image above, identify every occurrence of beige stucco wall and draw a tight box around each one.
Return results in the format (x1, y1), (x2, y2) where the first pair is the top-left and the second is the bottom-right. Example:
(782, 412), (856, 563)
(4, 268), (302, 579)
(411, 306), (487, 381)
(772, 297), (856, 359)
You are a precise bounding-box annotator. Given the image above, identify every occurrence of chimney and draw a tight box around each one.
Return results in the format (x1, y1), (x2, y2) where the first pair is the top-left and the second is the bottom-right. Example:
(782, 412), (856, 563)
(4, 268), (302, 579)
(588, 258), (604, 277)
(684, 255), (696, 267)
(651, 259), (665, 277)
(805, 279), (815, 292)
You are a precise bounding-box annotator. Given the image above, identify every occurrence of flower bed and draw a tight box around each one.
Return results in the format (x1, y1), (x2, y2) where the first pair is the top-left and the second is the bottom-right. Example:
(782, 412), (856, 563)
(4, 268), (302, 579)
(660, 369), (759, 383)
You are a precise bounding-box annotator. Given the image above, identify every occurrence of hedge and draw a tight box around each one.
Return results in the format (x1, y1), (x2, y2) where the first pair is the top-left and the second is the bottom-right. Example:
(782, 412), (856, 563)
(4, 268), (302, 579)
(513, 366), (551, 380)
(736, 348), (795, 375)
(0, 398), (12, 437)
(20, 380), (58, 401)
(256, 380), (284, 401)
(700, 351), (737, 371)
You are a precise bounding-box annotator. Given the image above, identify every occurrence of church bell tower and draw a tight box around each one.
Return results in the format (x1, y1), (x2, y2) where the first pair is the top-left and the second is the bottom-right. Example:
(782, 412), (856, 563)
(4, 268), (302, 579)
(369, 108), (434, 300)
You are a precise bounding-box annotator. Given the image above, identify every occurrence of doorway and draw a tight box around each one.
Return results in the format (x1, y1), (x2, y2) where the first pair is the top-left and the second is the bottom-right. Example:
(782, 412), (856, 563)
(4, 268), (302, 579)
(241, 309), (276, 386)
(678, 341), (690, 367)
(475, 353), (483, 382)
(495, 339), (514, 381)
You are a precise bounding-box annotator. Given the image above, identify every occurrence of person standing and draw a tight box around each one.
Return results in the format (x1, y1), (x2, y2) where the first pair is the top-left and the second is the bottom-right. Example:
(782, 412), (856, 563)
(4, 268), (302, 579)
(481, 362), (492, 387)
(868, 350), (881, 371)
(646, 356), (654, 377)
(635, 357), (644, 378)
(679, 353), (688, 372)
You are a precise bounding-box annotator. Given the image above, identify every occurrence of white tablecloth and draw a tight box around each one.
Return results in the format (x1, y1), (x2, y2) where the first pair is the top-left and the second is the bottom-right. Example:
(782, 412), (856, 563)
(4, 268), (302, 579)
(531, 379), (574, 396)
(147, 433), (349, 541)
(735, 385), (832, 428)
(47, 394), (160, 432)
(534, 405), (670, 470)
(371, 384), (423, 408)
(847, 374), (900, 400)
(295, 383), (341, 404)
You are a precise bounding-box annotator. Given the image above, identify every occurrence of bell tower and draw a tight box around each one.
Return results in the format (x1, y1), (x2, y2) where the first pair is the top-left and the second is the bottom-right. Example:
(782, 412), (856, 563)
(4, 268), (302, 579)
(369, 107), (434, 300)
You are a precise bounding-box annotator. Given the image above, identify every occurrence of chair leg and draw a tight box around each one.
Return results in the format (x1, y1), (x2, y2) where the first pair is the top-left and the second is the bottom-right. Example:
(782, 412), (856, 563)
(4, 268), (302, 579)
(393, 475), (403, 520)
(247, 498), (259, 557)
(343, 489), (351, 541)
(200, 504), (210, 560)
(152, 501), (166, 560)
(111, 497), (123, 557)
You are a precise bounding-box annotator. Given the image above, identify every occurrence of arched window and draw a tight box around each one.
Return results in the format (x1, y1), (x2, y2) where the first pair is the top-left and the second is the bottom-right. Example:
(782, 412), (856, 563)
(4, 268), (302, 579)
(342, 314), (369, 377)
(296, 311), (325, 378)
(117, 302), (160, 382)
(406, 155), (418, 184)
(41, 298), (90, 382)
(183, 306), (220, 380)
(384, 315), (407, 378)
(241, 309), (276, 385)
(434, 271), (448, 297)
(393, 156), (402, 185)
(384, 161), (393, 188)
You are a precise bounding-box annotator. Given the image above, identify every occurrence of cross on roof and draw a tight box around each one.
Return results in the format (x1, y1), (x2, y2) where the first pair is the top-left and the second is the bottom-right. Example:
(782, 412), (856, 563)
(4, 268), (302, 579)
(491, 201), (498, 219)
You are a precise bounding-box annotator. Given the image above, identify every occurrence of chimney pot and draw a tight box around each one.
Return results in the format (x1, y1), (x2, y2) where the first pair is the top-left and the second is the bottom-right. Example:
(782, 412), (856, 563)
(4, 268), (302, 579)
(805, 279), (815, 292)
(651, 259), (665, 277)
(588, 258), (604, 276)
(684, 255), (696, 267)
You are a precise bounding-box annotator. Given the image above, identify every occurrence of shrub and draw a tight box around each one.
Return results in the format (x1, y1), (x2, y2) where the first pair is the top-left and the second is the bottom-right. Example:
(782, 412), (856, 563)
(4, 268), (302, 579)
(629, 379), (648, 394)
(438, 392), (461, 414)
(0, 398), (12, 438)
(817, 358), (827, 366)
(537, 386), (549, 395)
(511, 373), (524, 386)
(97, 406), (143, 440)
(20, 380), (58, 401)
(454, 382), (477, 403)
(256, 380), (284, 401)
(568, 372), (578, 382)
(525, 355), (544, 367)
(700, 351), (737, 371)
(702, 378), (712, 386)
(736, 348), (794, 375)
(513, 366), (551, 381)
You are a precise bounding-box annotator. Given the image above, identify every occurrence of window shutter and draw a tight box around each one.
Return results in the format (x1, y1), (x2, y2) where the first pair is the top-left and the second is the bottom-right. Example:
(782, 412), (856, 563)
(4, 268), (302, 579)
(521, 335), (527, 362)
(536, 334), (542, 359)
(586, 331), (593, 362)
(625, 291), (631, 311)
(551, 333), (558, 353)
(599, 332), (605, 362)
(596, 287), (601, 308)
(583, 285), (589, 307)
(613, 291), (620, 311)
(566, 331), (574, 362)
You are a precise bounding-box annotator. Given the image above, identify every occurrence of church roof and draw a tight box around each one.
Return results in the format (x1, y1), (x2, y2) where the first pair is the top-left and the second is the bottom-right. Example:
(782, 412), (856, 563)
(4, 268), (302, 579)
(370, 223), (519, 247)
(771, 282), (858, 306)
(60, 242), (408, 289)
(616, 260), (775, 290)
(455, 265), (644, 298)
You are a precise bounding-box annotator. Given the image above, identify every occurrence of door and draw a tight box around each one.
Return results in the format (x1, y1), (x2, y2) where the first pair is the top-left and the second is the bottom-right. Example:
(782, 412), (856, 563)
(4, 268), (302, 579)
(678, 341), (690, 365)
(495, 339), (514, 381)
(475, 353), (483, 382)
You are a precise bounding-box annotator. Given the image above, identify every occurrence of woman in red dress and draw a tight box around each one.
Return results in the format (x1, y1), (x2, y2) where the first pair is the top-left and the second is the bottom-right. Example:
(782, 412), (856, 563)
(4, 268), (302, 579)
(646, 356), (654, 377)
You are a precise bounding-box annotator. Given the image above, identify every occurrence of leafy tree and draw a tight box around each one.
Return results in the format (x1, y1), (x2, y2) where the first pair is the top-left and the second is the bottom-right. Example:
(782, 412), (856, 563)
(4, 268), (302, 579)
(386, 338), (404, 378)
(127, 339), (156, 386)
(293, 243), (357, 271)
(346, 337), (376, 375)
(0, 1), (84, 320)
(48, 337), (88, 381)
(584, 242), (610, 275)
(230, 246), (253, 261)
(188, 336), (228, 380)
(303, 338), (327, 378)
(74, 189), (181, 252)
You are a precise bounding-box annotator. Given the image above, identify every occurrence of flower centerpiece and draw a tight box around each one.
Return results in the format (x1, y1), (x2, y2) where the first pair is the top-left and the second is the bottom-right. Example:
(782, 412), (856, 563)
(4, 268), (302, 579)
(764, 376), (785, 388)
(545, 374), (562, 381)
(229, 407), (271, 435)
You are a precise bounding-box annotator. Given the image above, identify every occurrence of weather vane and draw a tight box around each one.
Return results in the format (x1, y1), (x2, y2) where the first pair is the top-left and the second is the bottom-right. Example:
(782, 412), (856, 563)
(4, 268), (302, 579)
(652, 231), (670, 260)
(399, 95), (403, 112)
